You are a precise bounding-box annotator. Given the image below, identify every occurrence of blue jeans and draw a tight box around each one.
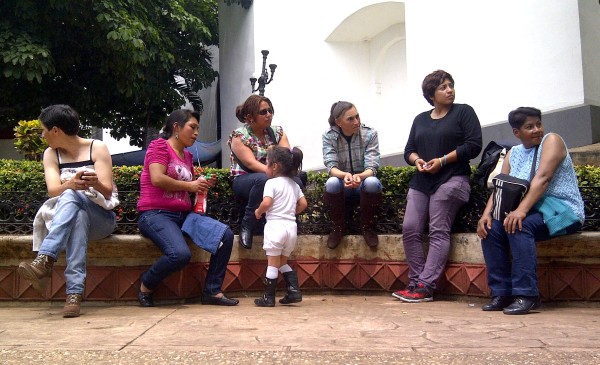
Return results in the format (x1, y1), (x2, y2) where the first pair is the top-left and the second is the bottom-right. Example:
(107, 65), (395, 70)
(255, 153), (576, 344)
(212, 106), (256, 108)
(138, 210), (234, 295)
(233, 172), (304, 229)
(481, 212), (581, 297)
(325, 176), (382, 198)
(38, 189), (117, 294)
(402, 175), (470, 290)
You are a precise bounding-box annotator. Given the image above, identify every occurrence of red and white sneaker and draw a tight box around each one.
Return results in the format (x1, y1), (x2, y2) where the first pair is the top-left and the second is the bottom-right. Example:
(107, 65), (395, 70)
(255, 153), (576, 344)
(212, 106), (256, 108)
(394, 283), (433, 303)
(392, 284), (415, 300)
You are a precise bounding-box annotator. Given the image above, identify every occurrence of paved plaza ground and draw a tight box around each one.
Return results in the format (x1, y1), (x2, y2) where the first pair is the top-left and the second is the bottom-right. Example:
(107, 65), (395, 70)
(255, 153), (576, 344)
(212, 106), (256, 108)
(1, 294), (599, 364)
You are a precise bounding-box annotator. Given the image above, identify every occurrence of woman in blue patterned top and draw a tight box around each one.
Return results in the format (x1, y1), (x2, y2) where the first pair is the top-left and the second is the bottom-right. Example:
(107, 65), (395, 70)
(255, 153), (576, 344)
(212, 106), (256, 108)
(322, 101), (382, 249)
(477, 107), (584, 315)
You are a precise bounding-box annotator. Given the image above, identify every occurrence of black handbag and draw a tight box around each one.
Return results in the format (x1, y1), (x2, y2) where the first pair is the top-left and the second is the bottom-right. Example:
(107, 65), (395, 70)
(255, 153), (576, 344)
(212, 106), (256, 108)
(474, 140), (515, 189)
(491, 146), (538, 221)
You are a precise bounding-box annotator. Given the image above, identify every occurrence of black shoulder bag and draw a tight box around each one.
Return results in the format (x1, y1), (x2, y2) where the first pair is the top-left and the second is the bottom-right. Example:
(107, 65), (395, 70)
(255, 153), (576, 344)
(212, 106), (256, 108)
(474, 141), (515, 189)
(490, 145), (539, 221)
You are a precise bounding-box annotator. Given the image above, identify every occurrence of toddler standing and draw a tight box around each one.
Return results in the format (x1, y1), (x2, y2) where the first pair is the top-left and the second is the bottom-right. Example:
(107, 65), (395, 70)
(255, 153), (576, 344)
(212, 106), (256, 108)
(254, 146), (308, 307)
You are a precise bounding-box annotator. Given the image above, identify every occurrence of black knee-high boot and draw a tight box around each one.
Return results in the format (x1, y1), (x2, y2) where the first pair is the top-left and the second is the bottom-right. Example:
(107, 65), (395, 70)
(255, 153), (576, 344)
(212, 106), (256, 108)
(254, 277), (277, 307)
(279, 271), (302, 304)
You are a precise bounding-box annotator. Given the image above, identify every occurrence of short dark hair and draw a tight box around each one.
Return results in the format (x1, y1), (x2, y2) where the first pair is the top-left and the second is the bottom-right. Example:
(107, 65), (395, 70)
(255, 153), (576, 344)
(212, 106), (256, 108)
(235, 95), (274, 124)
(266, 146), (303, 178)
(160, 109), (200, 139)
(328, 101), (355, 126)
(508, 107), (542, 129)
(38, 104), (80, 136)
(422, 70), (454, 106)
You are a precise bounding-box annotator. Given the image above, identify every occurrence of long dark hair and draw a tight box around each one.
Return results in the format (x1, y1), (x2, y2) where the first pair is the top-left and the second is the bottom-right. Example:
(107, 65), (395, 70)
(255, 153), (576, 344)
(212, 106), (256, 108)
(266, 146), (303, 178)
(160, 109), (200, 139)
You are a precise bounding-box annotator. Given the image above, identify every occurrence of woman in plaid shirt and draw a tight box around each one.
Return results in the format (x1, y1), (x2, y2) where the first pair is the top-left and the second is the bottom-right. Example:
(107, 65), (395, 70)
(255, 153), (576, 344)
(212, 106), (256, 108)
(322, 101), (382, 249)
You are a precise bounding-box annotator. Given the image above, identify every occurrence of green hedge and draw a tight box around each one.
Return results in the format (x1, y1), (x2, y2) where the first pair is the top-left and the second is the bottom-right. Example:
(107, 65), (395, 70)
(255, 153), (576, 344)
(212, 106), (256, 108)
(1, 159), (600, 195)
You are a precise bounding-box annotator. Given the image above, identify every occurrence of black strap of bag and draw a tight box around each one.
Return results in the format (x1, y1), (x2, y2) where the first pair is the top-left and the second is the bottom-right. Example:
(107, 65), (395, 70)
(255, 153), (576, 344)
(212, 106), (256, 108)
(232, 127), (278, 173)
(526, 145), (539, 181)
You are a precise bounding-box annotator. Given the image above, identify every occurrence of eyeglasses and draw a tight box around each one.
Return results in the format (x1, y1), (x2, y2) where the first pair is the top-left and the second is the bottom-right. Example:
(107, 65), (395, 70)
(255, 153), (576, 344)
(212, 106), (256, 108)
(257, 108), (274, 116)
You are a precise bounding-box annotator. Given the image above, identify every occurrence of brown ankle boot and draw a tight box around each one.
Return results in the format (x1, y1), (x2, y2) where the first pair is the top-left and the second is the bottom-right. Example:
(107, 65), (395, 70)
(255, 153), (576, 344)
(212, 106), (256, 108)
(324, 191), (346, 249)
(63, 293), (83, 318)
(18, 254), (54, 295)
(360, 190), (383, 248)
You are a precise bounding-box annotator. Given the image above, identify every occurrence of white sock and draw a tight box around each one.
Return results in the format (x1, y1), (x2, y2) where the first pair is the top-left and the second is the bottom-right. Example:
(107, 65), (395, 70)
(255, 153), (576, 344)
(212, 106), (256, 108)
(279, 264), (292, 273)
(266, 266), (279, 279)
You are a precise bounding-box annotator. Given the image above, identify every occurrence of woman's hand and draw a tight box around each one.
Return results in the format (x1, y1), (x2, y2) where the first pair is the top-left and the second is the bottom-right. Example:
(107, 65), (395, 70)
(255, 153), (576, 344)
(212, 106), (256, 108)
(188, 176), (211, 193)
(67, 170), (93, 191)
(415, 158), (429, 173)
(477, 214), (493, 239)
(80, 170), (99, 190)
(205, 174), (217, 188)
(343, 173), (361, 189)
(503, 209), (527, 234)
(421, 158), (442, 174)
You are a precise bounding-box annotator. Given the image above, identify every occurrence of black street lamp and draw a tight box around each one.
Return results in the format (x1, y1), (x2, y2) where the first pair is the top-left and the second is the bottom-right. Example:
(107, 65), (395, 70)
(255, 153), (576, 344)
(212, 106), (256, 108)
(250, 50), (277, 96)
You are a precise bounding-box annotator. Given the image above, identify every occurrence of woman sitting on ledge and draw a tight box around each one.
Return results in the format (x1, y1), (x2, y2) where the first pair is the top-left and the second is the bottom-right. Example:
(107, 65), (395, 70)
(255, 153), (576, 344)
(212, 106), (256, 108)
(321, 101), (382, 249)
(228, 94), (304, 249)
(477, 107), (584, 315)
(18, 104), (117, 318)
(137, 109), (238, 307)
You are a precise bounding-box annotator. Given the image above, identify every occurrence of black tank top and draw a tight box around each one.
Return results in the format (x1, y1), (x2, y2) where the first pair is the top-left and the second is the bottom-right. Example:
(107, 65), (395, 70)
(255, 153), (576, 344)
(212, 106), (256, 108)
(56, 140), (95, 183)
(56, 140), (94, 169)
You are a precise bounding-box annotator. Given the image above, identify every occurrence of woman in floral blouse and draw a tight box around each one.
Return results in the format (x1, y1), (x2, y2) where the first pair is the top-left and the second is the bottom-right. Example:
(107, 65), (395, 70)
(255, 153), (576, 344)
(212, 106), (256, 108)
(228, 95), (303, 249)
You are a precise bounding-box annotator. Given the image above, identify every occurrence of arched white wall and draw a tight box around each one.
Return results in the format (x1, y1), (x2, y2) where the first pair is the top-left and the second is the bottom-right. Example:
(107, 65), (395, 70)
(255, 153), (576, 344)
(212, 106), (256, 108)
(219, 0), (590, 170)
(404, 0), (584, 127)
(245, 0), (406, 170)
(370, 24), (408, 157)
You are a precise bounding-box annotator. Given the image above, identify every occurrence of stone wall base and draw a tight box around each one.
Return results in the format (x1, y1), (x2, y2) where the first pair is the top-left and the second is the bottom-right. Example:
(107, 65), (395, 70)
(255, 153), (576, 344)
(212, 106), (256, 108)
(1, 233), (599, 302)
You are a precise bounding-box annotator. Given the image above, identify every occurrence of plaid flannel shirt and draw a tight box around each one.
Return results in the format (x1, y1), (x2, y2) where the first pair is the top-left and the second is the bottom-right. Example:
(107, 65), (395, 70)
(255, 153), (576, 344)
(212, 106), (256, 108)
(322, 124), (380, 176)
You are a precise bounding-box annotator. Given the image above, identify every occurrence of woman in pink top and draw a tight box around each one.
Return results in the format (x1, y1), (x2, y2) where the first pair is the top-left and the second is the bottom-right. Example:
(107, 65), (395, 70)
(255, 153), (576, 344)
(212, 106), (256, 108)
(137, 109), (238, 307)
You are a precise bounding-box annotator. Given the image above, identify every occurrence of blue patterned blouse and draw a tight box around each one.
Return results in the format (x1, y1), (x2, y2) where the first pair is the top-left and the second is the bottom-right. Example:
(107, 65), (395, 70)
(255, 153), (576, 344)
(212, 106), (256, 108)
(509, 133), (584, 222)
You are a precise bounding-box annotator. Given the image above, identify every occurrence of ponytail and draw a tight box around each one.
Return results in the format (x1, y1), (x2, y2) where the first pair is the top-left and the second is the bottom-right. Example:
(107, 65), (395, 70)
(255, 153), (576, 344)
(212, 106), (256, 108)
(266, 146), (304, 178)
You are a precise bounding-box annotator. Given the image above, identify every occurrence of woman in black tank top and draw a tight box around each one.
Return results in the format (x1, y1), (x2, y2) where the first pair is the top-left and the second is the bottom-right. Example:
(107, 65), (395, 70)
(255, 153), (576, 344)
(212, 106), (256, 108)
(17, 104), (117, 318)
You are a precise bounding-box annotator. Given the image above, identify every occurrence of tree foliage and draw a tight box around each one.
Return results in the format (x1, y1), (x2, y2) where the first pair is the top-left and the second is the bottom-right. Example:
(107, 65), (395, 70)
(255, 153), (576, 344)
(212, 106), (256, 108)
(12, 119), (47, 161)
(0, 0), (218, 147)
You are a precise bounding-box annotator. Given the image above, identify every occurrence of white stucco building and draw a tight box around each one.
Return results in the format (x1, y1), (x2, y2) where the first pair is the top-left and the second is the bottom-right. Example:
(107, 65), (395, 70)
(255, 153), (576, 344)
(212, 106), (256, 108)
(218, 0), (600, 170)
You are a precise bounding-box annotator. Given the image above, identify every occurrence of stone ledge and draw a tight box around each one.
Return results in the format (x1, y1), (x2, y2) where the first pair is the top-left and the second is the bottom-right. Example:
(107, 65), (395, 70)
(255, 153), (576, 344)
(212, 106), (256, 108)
(2, 232), (599, 266)
(2, 232), (600, 302)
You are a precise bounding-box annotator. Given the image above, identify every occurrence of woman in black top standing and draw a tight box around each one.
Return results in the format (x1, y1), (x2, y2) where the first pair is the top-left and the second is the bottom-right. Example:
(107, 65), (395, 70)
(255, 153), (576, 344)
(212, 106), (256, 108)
(392, 70), (482, 303)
